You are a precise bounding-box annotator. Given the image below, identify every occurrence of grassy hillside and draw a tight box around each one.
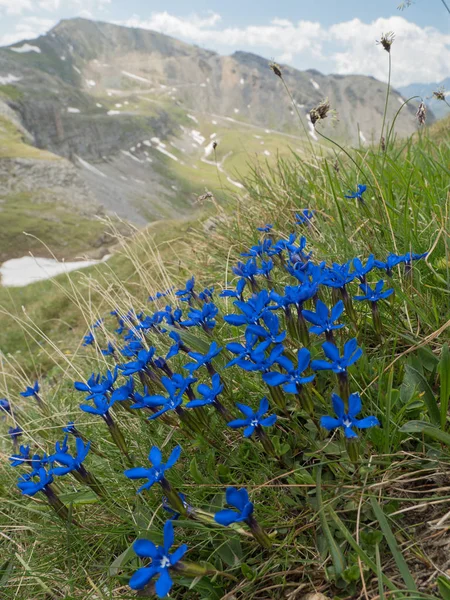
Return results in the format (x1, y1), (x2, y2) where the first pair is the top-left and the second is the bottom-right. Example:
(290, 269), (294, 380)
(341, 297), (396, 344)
(0, 113), (449, 599)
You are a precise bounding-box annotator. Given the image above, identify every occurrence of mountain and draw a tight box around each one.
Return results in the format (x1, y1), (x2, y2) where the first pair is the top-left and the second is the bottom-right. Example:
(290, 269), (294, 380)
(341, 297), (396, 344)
(399, 78), (450, 120)
(0, 18), (427, 262)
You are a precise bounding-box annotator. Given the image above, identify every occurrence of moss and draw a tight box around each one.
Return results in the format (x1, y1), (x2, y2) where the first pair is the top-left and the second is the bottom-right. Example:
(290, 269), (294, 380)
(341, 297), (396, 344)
(0, 84), (24, 101)
(0, 116), (58, 160)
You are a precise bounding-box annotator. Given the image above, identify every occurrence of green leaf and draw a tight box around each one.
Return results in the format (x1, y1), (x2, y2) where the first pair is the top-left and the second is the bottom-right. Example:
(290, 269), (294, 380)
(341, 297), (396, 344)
(327, 507), (397, 592)
(109, 544), (136, 577)
(400, 421), (450, 447)
(58, 490), (98, 505)
(439, 343), (450, 430)
(370, 497), (417, 591)
(216, 537), (242, 567)
(438, 575), (450, 600)
(404, 365), (440, 425)
(241, 563), (256, 580)
(189, 457), (203, 484)
(0, 559), (13, 588)
(315, 467), (346, 575)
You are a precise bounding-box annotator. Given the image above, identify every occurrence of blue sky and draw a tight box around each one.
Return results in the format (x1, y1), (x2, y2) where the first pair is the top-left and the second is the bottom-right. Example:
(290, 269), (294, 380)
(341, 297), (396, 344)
(0, 0), (449, 86)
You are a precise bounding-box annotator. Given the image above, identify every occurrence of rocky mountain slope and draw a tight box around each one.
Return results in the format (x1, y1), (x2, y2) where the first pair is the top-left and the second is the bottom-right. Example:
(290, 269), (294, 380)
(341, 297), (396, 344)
(0, 18), (429, 261)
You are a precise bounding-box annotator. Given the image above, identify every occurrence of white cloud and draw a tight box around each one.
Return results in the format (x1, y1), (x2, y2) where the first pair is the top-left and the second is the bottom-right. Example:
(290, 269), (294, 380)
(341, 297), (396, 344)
(0, 0), (33, 15)
(0, 16), (55, 46)
(119, 12), (450, 86)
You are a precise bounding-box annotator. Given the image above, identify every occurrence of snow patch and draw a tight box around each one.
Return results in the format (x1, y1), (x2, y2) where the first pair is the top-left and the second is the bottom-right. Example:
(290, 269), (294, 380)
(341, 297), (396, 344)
(96, 103), (103, 108)
(234, 108), (240, 114)
(306, 113), (318, 141)
(310, 78), (320, 90)
(200, 83), (206, 87)
(121, 150), (143, 163)
(263, 150), (271, 156)
(151, 137), (161, 144)
(397, 96), (404, 105)
(210, 133), (217, 139)
(212, 120), (218, 125)
(359, 130), (367, 144)
(115, 103), (122, 108)
(60, 56), (66, 61)
(0, 73), (21, 85)
(187, 114), (198, 123)
(67, 107), (80, 114)
(10, 43), (41, 54)
(107, 110), (121, 116)
(155, 145), (179, 162)
(1, 255), (110, 287)
(86, 79), (96, 87)
(191, 130), (205, 145)
(121, 71), (150, 84)
(73, 66), (81, 74)
(143, 140), (152, 147)
(119, 175), (128, 181)
(240, 78), (245, 85)
(75, 155), (107, 178)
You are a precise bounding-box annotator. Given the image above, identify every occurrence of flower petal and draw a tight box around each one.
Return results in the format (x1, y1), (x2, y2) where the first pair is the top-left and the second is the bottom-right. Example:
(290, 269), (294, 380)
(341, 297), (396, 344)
(331, 394), (345, 418)
(149, 446), (162, 467)
(170, 543), (188, 565)
(354, 416), (380, 429)
(226, 487), (249, 510)
(243, 425), (255, 438)
(320, 416), (342, 430)
(260, 414), (277, 427)
(166, 446), (181, 469)
(129, 566), (158, 590)
(235, 402), (254, 418)
(348, 393), (362, 418)
(262, 371), (288, 386)
(133, 538), (159, 559)
(227, 419), (248, 429)
(214, 508), (240, 526)
(124, 467), (151, 480)
(155, 568), (173, 598)
(163, 520), (174, 552)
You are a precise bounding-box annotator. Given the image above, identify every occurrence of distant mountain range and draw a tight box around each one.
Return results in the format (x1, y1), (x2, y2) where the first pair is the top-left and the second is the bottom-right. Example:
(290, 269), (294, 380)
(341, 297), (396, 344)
(0, 18), (435, 260)
(399, 78), (450, 120)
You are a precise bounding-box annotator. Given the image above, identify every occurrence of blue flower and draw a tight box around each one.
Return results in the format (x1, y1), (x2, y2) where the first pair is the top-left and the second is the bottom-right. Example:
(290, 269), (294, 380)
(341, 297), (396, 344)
(163, 306), (183, 327)
(295, 210), (315, 225)
(227, 398), (277, 437)
(224, 289), (271, 327)
(323, 262), (355, 289)
(121, 340), (144, 358)
(215, 487), (254, 526)
(101, 342), (116, 356)
(241, 239), (273, 258)
(51, 437), (91, 476)
(9, 426), (23, 440)
(345, 184), (367, 201)
(0, 398), (10, 413)
(17, 467), (53, 496)
(183, 341), (222, 374)
(225, 330), (270, 368)
(403, 251), (428, 265)
(181, 303), (218, 329)
(148, 289), (172, 302)
(352, 255), (375, 282)
(129, 520), (188, 596)
(263, 348), (314, 392)
(186, 374), (224, 408)
(131, 375), (195, 419)
(79, 394), (112, 416)
(83, 331), (95, 346)
(124, 446), (181, 493)
(220, 278), (246, 299)
(162, 493), (190, 520)
(92, 319), (103, 329)
(110, 377), (134, 403)
(311, 339), (363, 374)
(63, 421), (76, 434)
(246, 311), (286, 344)
(175, 276), (196, 303)
(119, 348), (156, 376)
(302, 300), (345, 336)
(374, 253), (405, 274)
(166, 331), (183, 360)
(237, 343), (285, 373)
(354, 280), (394, 302)
(257, 224), (273, 232)
(9, 444), (30, 467)
(199, 286), (214, 302)
(20, 380), (39, 398)
(269, 283), (317, 310)
(321, 393), (379, 438)
(74, 368), (118, 399)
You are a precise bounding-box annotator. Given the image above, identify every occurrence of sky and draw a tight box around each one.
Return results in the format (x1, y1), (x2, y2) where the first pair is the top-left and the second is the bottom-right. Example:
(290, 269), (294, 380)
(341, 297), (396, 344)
(0, 0), (449, 87)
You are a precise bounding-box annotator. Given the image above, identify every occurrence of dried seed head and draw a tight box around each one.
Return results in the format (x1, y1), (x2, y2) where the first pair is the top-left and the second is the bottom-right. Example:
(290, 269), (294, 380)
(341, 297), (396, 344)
(197, 191), (214, 204)
(416, 101), (427, 126)
(380, 136), (386, 152)
(377, 31), (395, 53)
(309, 99), (331, 126)
(333, 159), (340, 174)
(269, 62), (282, 78)
(432, 87), (446, 102)
(212, 141), (218, 150)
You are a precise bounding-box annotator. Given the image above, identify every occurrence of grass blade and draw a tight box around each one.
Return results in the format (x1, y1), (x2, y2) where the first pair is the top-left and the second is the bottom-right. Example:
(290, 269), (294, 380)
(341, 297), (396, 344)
(439, 343), (450, 430)
(370, 497), (417, 592)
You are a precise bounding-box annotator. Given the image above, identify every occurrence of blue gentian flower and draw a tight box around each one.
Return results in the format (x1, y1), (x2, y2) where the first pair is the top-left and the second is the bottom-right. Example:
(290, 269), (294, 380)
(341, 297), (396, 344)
(185, 373), (224, 408)
(9, 444), (31, 467)
(302, 300), (345, 336)
(92, 319), (103, 329)
(0, 398), (10, 413)
(374, 253), (405, 275)
(241, 239), (273, 258)
(129, 520), (188, 596)
(345, 184), (367, 201)
(175, 277), (196, 303)
(269, 283), (317, 311)
(227, 397), (277, 437)
(238, 343), (285, 373)
(131, 376), (196, 419)
(74, 368), (118, 399)
(199, 286), (214, 302)
(124, 446), (181, 493)
(256, 224), (273, 232)
(352, 255), (375, 282)
(224, 289), (271, 326)
(119, 348), (156, 376)
(79, 394), (112, 416)
(20, 380), (39, 398)
(403, 251), (428, 265)
(110, 377), (134, 403)
(354, 280), (394, 303)
(166, 331), (183, 360)
(267, 233), (297, 257)
(246, 311), (286, 344)
(83, 331), (95, 346)
(295, 210), (315, 225)
(17, 467), (53, 496)
(121, 340), (144, 357)
(181, 303), (218, 329)
(101, 342), (116, 356)
(62, 421), (76, 434)
(55, 434), (69, 454)
(311, 339), (363, 374)
(162, 493), (190, 520)
(225, 331), (270, 368)
(263, 348), (314, 392)
(183, 341), (222, 374)
(51, 438), (91, 476)
(220, 278), (246, 299)
(148, 289), (172, 302)
(215, 487), (254, 526)
(323, 262), (355, 289)
(321, 393), (379, 438)
(286, 235), (312, 263)
(9, 426), (23, 440)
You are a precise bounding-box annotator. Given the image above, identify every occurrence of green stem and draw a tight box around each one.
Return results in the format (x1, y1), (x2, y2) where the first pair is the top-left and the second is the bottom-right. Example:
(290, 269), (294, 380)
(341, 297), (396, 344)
(279, 75), (317, 158)
(246, 515), (272, 549)
(380, 51), (391, 150)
